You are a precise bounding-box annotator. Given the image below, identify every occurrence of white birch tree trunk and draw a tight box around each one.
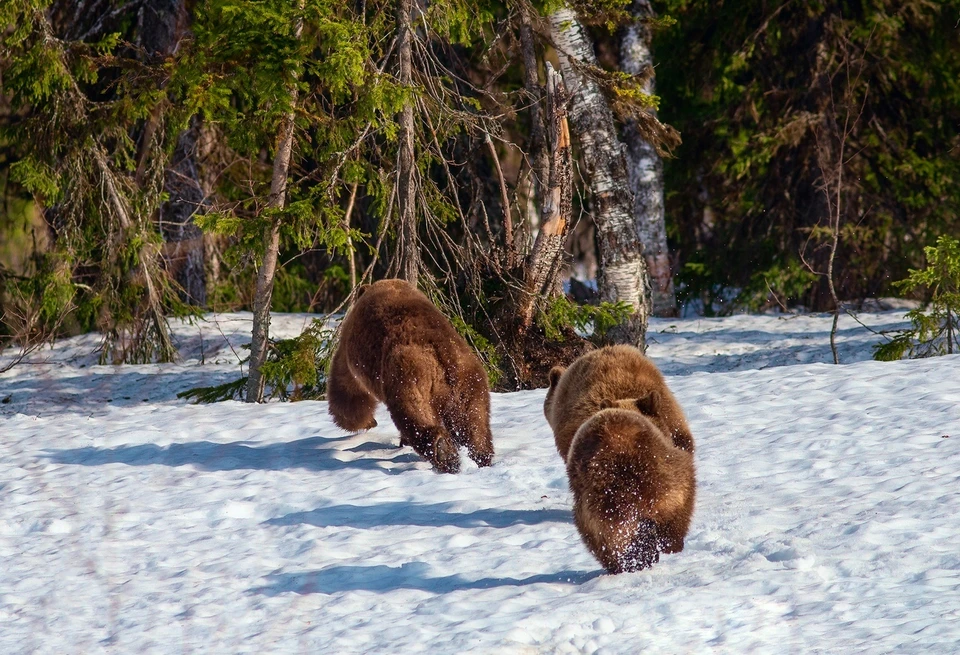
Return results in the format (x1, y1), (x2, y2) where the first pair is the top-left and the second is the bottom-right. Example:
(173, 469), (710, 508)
(550, 5), (651, 348)
(245, 8), (304, 403)
(396, 0), (420, 284)
(621, 1), (677, 317)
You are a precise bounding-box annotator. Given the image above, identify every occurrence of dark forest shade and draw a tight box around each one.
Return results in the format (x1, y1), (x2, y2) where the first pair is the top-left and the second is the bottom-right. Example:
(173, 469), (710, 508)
(653, 0), (960, 312)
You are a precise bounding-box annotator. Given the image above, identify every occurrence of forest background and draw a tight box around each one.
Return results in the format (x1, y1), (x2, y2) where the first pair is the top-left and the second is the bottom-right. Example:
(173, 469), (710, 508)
(1, 0), (958, 398)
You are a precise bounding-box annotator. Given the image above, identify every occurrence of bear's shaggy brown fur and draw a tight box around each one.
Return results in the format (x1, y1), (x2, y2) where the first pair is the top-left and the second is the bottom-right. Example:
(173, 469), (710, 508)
(566, 409), (696, 573)
(542, 345), (696, 573)
(327, 279), (494, 474)
(543, 345), (695, 461)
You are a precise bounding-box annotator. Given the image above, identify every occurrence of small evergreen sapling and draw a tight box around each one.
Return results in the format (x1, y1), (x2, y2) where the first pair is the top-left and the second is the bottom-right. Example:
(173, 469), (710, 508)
(178, 320), (336, 402)
(538, 296), (634, 343)
(874, 235), (960, 361)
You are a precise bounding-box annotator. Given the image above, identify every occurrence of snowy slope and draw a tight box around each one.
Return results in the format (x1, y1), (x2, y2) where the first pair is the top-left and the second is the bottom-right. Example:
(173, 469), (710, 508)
(2, 311), (959, 653)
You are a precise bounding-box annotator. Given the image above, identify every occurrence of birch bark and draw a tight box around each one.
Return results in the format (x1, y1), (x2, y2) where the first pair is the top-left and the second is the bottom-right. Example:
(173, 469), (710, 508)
(550, 6), (651, 348)
(621, 1), (676, 316)
(396, 0), (420, 284)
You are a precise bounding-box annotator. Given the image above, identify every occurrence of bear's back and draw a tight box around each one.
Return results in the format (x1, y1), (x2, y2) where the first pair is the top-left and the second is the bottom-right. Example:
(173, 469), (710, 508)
(341, 279), (485, 392)
(545, 345), (693, 458)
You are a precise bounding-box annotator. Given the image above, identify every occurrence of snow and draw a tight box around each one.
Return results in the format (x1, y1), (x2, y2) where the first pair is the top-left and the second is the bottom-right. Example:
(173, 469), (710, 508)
(2, 310), (959, 653)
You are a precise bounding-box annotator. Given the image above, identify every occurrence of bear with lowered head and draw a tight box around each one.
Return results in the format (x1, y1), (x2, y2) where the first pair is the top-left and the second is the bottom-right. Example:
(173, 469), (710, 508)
(327, 279), (494, 474)
(544, 345), (694, 459)
(543, 345), (696, 573)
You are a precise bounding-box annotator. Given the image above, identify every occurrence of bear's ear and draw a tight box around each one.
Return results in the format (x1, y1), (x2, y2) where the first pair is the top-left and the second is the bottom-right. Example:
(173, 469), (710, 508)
(355, 284), (371, 299)
(633, 391), (661, 416)
(547, 366), (565, 389)
(599, 398), (614, 409)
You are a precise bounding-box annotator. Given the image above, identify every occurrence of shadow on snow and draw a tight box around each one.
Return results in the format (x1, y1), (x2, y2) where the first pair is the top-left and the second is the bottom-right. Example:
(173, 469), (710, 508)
(250, 562), (601, 596)
(265, 502), (572, 530)
(651, 323), (906, 376)
(0, 368), (244, 412)
(43, 435), (420, 475)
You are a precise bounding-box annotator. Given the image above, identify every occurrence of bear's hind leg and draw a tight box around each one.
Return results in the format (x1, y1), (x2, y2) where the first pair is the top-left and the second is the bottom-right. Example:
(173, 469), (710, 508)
(446, 395), (494, 468)
(656, 519), (687, 554)
(382, 350), (462, 473)
(327, 348), (378, 432)
(383, 353), (461, 473)
(465, 424), (494, 468)
(388, 402), (461, 473)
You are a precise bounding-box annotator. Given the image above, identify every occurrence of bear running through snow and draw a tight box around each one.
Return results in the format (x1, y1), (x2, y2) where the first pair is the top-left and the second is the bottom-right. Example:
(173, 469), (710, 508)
(543, 345), (695, 461)
(327, 279), (494, 473)
(543, 345), (696, 573)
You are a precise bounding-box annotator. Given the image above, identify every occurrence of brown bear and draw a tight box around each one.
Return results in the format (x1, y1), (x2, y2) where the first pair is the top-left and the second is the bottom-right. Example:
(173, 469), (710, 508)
(327, 279), (494, 474)
(542, 345), (696, 573)
(566, 409), (696, 573)
(543, 345), (695, 460)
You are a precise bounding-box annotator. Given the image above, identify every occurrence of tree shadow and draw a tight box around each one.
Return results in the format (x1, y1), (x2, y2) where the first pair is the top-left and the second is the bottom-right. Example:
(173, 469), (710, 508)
(250, 562), (601, 596)
(43, 435), (419, 475)
(654, 332), (903, 376)
(265, 502), (572, 530)
(1, 368), (246, 411)
(654, 324), (897, 346)
(643, 314), (911, 376)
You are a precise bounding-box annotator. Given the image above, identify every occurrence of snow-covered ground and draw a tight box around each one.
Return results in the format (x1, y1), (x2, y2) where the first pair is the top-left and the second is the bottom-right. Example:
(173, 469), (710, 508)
(2, 310), (959, 653)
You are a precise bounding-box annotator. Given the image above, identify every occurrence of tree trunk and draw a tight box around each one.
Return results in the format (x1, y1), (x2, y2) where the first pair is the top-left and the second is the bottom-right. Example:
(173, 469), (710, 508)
(343, 182), (359, 289)
(621, 1), (676, 317)
(160, 119), (207, 306)
(245, 9), (304, 403)
(396, 0), (420, 284)
(517, 11), (550, 260)
(550, 5), (651, 349)
(139, 0), (208, 306)
(519, 11), (550, 244)
(520, 63), (573, 328)
(194, 121), (223, 296)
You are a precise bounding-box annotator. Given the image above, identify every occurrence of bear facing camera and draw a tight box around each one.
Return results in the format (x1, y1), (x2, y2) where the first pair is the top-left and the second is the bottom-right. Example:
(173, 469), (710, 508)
(543, 346), (696, 573)
(327, 279), (494, 474)
(544, 345), (695, 461)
